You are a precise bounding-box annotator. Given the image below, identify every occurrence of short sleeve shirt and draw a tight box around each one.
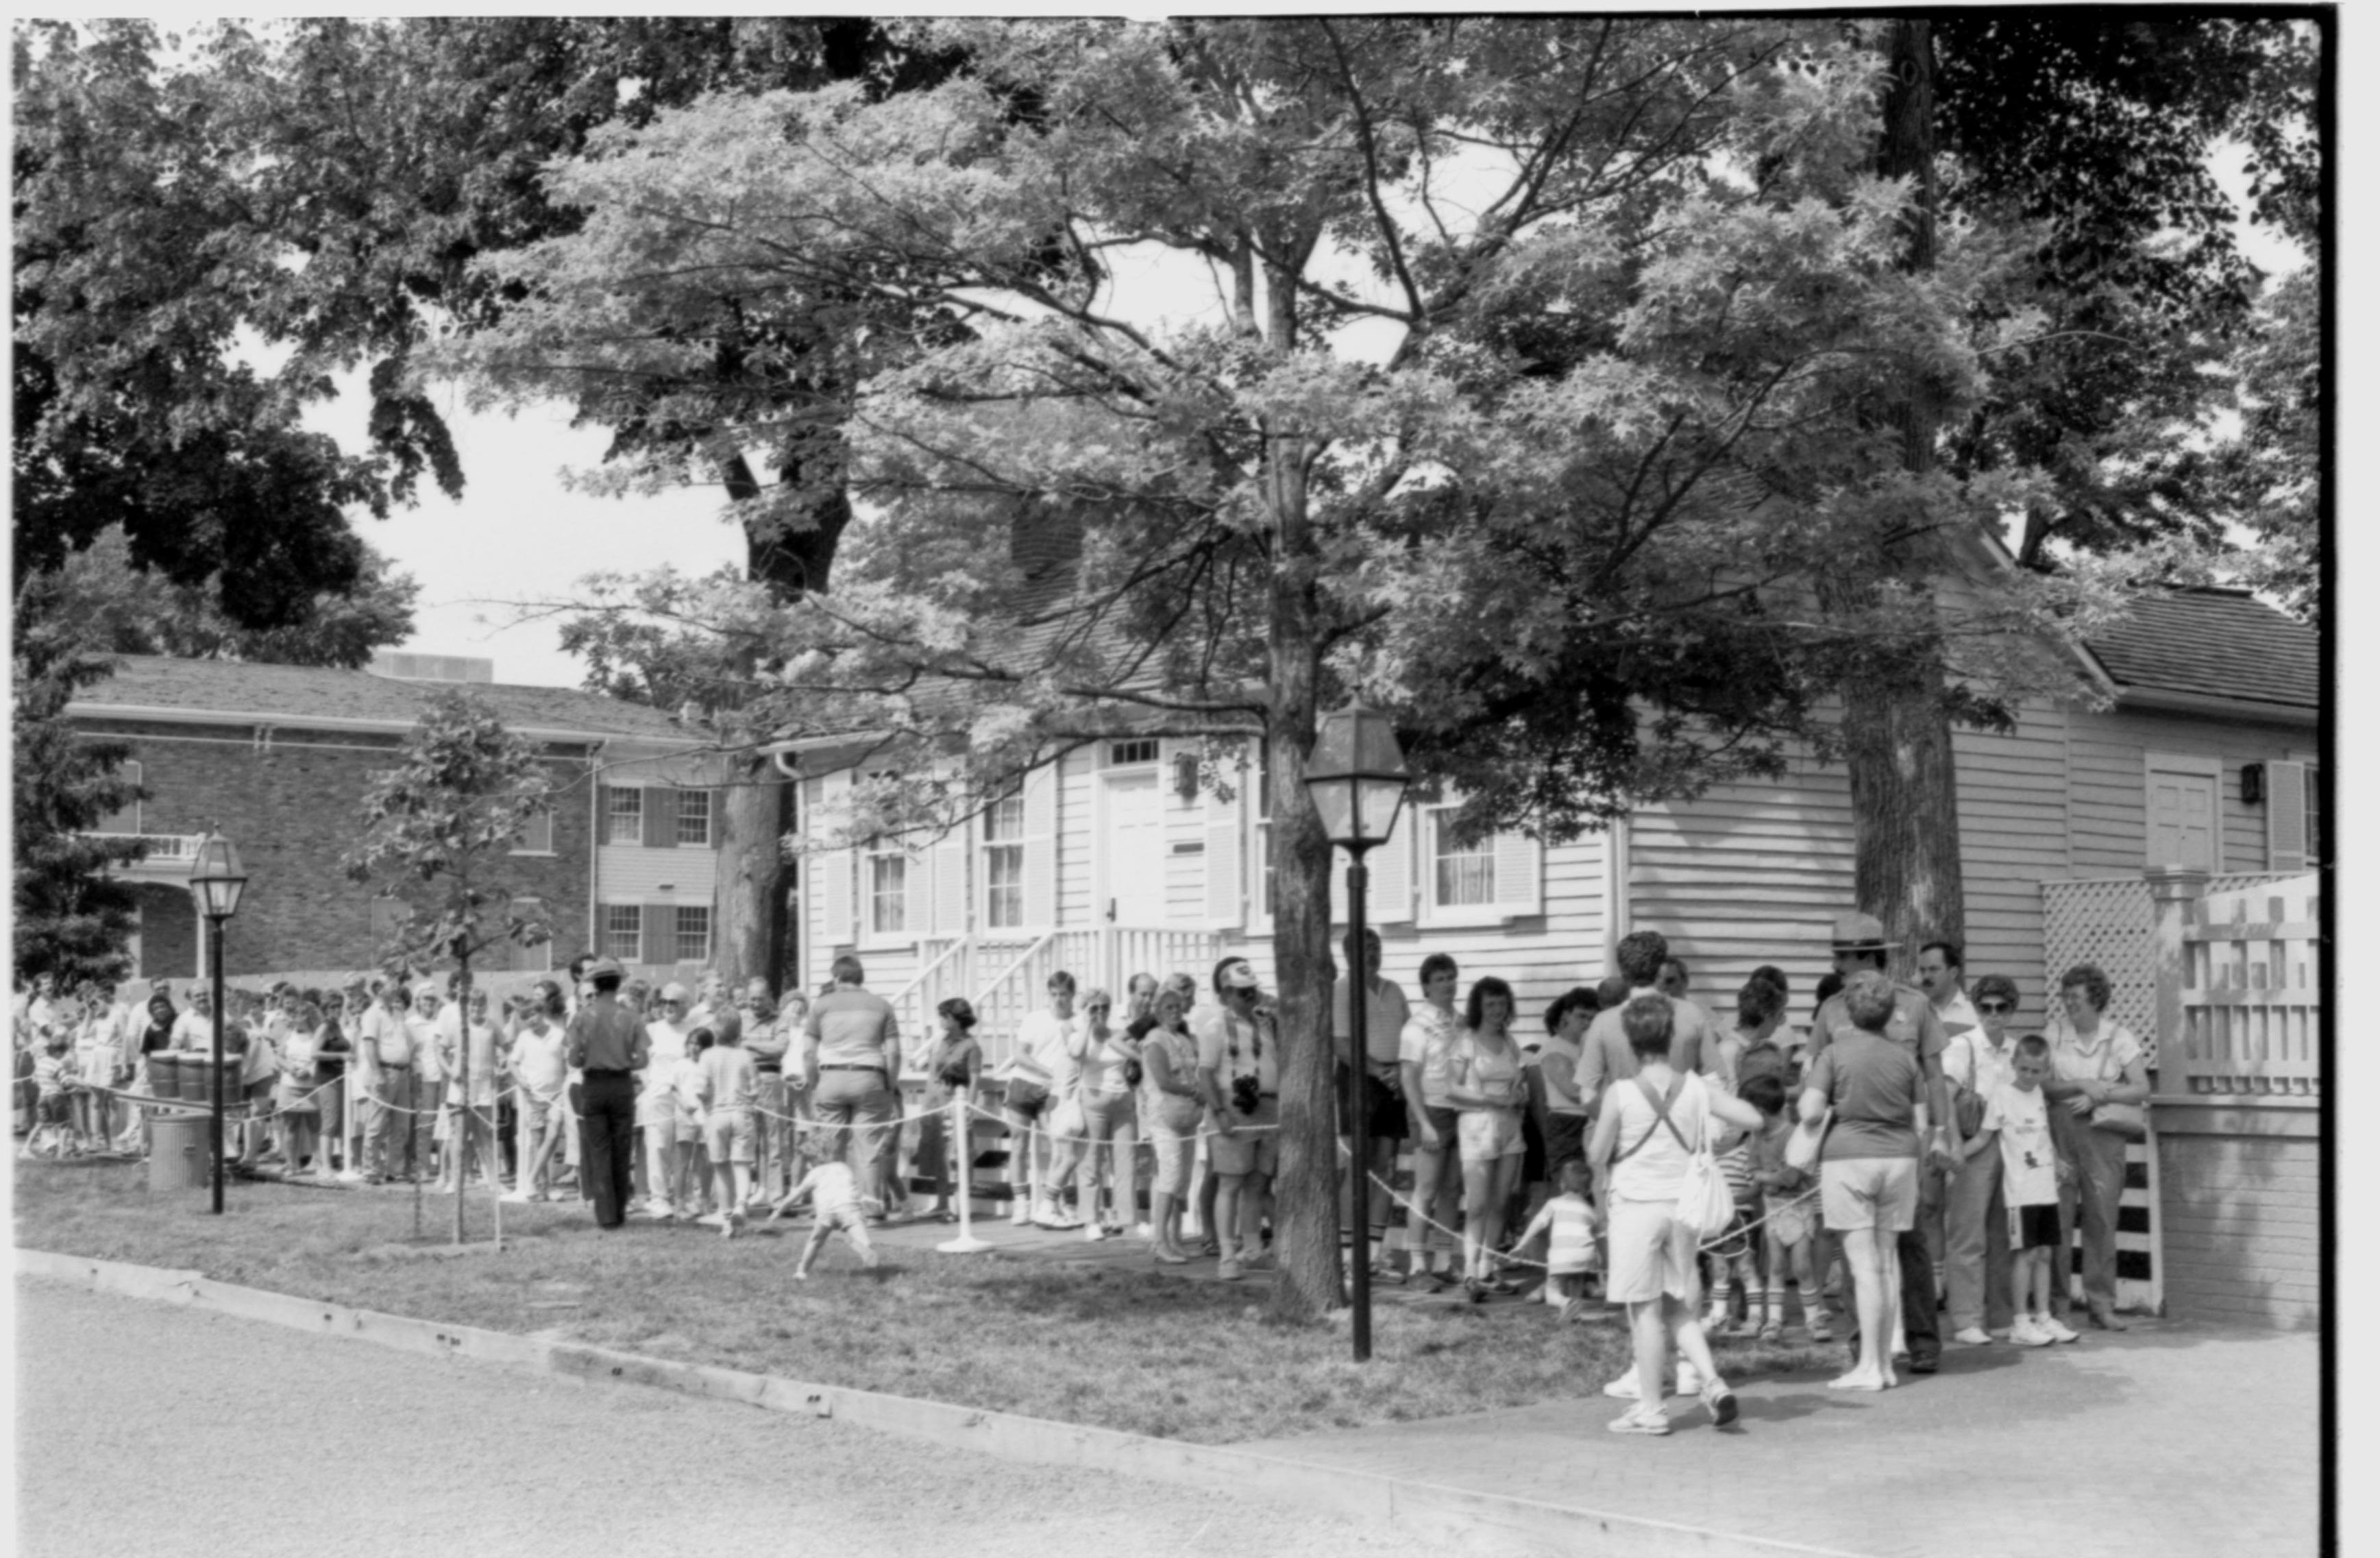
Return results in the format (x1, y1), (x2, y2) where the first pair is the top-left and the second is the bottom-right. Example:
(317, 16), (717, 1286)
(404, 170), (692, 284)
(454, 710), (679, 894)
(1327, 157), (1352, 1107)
(1804, 1030), (1926, 1162)
(1806, 984), (1947, 1069)
(1578, 993), (1714, 1104)
(805, 987), (900, 1069)
(1332, 977), (1411, 1067)
(2045, 1017), (2144, 1086)
(1984, 1082), (2058, 1208)
(1193, 1003), (1277, 1095)
(1397, 1003), (1455, 1072)
(565, 999), (649, 1074)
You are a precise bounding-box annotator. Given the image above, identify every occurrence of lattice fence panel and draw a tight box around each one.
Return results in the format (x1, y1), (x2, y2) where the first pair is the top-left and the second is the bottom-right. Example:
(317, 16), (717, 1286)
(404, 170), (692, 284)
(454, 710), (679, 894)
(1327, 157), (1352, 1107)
(2041, 877), (2157, 1062)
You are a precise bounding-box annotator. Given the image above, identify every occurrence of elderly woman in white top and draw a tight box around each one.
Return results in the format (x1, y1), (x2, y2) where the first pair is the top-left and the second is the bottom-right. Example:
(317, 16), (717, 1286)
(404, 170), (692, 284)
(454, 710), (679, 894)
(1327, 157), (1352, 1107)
(2041, 962), (2150, 1332)
(1589, 994), (1764, 1434)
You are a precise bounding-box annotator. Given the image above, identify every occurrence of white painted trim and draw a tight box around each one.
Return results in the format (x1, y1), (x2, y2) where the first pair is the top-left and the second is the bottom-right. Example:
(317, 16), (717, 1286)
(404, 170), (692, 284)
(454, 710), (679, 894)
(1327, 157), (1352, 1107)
(1094, 766), (1168, 927)
(66, 701), (640, 746)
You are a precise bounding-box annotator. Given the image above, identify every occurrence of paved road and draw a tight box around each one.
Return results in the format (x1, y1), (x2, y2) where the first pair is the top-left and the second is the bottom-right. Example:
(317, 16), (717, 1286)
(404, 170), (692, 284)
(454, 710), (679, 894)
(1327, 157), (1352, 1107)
(15, 1278), (1431, 1558)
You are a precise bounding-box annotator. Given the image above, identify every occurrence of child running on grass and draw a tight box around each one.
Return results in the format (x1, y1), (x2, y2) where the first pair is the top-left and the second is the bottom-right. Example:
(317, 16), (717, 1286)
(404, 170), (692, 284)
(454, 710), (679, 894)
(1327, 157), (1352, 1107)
(22, 1030), (82, 1159)
(768, 1141), (883, 1278)
(1977, 1035), (2081, 1347)
(1511, 1158), (1602, 1321)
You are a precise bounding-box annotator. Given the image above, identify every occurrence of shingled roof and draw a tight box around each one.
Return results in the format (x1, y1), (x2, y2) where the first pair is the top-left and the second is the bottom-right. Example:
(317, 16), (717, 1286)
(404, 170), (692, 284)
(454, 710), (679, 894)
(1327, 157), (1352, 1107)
(2083, 588), (2320, 716)
(66, 655), (693, 743)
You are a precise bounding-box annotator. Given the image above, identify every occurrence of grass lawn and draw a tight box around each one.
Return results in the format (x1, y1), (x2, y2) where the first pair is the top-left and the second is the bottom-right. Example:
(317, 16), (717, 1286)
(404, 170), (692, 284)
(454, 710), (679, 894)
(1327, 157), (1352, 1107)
(14, 1158), (1832, 1444)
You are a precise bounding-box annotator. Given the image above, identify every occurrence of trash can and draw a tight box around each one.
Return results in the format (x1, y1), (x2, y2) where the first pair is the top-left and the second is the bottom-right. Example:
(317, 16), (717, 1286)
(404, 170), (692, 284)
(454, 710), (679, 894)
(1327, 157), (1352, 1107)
(149, 1114), (208, 1193)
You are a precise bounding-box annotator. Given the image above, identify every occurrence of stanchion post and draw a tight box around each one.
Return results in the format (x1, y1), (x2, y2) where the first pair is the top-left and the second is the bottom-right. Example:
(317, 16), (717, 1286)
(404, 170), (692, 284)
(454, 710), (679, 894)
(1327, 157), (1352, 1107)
(937, 1091), (992, 1254)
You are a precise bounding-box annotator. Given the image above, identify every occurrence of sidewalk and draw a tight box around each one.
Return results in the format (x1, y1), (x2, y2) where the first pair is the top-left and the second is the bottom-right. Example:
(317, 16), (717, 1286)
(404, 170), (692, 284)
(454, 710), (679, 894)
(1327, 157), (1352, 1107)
(1238, 1320), (2318, 1558)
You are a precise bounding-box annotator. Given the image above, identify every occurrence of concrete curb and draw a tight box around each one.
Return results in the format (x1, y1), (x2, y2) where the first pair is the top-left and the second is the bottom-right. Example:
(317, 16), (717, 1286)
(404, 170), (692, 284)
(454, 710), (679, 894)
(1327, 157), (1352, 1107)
(19, 1247), (1869, 1558)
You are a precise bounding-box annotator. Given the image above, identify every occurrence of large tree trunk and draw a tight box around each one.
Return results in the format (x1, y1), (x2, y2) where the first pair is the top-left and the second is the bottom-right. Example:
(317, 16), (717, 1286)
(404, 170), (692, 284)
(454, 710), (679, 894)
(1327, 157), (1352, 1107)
(1843, 17), (1966, 969)
(1257, 245), (1342, 1324)
(714, 753), (794, 995)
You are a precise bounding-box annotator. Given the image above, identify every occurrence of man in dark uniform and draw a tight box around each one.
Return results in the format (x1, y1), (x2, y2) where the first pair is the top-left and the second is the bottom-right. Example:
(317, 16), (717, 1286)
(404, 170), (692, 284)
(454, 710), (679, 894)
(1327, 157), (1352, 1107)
(565, 957), (648, 1230)
(1804, 912), (1962, 1374)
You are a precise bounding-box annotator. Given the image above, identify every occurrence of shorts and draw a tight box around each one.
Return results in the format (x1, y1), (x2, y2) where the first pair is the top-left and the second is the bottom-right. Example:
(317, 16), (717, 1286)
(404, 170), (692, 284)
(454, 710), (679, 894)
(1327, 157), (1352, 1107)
(2011, 1202), (2062, 1252)
(1543, 1112), (1589, 1173)
(1207, 1095), (1279, 1179)
(517, 1094), (556, 1141)
(1335, 1062), (1406, 1142)
(1820, 1156), (1919, 1232)
(1606, 1197), (1699, 1305)
(673, 1113), (703, 1147)
(1003, 1078), (1052, 1121)
(1148, 1114), (1197, 1197)
(275, 1080), (319, 1116)
(1456, 1106), (1524, 1161)
(1079, 1088), (1136, 1137)
(1412, 1105), (1459, 1155)
(36, 1094), (71, 1126)
(703, 1107), (755, 1163)
(317, 1078), (343, 1141)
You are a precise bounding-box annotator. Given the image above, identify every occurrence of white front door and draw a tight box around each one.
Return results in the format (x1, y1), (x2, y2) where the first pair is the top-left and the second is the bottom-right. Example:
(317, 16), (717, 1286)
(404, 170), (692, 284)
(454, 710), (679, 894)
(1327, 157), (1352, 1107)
(2146, 764), (2218, 871)
(1103, 770), (1167, 924)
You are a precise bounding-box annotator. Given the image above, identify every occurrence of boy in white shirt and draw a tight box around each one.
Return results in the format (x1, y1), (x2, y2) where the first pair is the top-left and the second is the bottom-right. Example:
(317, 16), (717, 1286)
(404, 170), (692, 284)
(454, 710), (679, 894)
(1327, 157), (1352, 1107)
(1974, 1036), (2080, 1347)
(769, 1142), (882, 1276)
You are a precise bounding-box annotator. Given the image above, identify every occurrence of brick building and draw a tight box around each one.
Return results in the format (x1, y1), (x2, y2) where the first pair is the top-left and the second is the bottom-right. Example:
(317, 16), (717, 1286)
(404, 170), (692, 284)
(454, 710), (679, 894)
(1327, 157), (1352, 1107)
(66, 655), (736, 986)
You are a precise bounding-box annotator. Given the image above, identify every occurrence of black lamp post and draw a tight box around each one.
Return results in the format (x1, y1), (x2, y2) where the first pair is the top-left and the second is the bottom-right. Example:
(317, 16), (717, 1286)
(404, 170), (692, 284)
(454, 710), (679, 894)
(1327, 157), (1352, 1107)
(188, 829), (249, 1215)
(1303, 701), (1410, 1362)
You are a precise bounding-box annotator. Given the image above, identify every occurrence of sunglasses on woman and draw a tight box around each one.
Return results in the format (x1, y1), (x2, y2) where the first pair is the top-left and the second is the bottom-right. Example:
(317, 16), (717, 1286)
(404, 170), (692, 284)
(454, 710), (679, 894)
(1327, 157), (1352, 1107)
(1977, 1000), (2013, 1014)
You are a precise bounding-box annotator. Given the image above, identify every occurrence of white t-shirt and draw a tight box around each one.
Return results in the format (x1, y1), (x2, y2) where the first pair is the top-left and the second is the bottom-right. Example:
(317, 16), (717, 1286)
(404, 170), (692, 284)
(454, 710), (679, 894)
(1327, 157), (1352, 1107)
(1984, 1082), (2058, 1209)
(1398, 1003), (1458, 1102)
(409, 1013), (445, 1083)
(1016, 1009), (1081, 1092)
(1076, 1024), (1131, 1097)
(2046, 1017), (2145, 1086)
(796, 1161), (863, 1218)
(509, 1026), (569, 1102)
(170, 1010), (214, 1051)
(1332, 976), (1411, 1067)
(1946, 1031), (2020, 1103)
(1192, 1003), (1277, 1095)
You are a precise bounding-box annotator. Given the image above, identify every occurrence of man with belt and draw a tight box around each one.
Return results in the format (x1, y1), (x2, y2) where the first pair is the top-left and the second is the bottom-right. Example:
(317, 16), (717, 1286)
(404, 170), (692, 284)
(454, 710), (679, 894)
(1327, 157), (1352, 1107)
(1194, 958), (1279, 1282)
(360, 983), (417, 1184)
(1805, 911), (1961, 1376)
(565, 957), (648, 1229)
(803, 956), (902, 1215)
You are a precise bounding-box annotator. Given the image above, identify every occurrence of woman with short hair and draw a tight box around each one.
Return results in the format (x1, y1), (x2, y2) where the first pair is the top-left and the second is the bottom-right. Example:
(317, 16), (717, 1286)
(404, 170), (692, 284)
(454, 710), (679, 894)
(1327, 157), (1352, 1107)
(1071, 987), (1141, 1240)
(1135, 984), (1201, 1264)
(1590, 994), (1763, 1433)
(916, 997), (981, 1220)
(1397, 953), (1464, 1289)
(2043, 962), (2150, 1332)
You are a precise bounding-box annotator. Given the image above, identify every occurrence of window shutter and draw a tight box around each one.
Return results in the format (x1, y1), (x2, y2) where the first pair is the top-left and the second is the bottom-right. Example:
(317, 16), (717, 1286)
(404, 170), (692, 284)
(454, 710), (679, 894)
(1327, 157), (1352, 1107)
(816, 773), (855, 949)
(99, 760), (143, 835)
(641, 904), (672, 966)
(932, 819), (970, 935)
(1205, 765), (1244, 930)
(596, 786), (614, 845)
(2266, 759), (2308, 872)
(643, 788), (676, 849)
(1493, 830), (1544, 917)
(1021, 764), (1058, 929)
(1371, 810), (1413, 925)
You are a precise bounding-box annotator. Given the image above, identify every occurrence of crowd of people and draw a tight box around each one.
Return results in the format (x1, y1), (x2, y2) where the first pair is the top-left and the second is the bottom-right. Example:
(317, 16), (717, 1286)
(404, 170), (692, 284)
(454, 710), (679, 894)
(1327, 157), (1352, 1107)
(16, 905), (2152, 1435)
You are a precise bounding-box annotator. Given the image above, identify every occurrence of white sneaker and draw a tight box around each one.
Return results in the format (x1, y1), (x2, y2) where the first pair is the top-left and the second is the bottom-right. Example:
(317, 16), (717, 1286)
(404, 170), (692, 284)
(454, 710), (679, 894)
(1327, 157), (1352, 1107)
(1676, 1361), (1703, 1397)
(2039, 1314), (2081, 1344)
(500, 1190), (535, 1204)
(2007, 1319), (2054, 1348)
(1952, 1326), (1993, 1346)
(1602, 1369), (1642, 1400)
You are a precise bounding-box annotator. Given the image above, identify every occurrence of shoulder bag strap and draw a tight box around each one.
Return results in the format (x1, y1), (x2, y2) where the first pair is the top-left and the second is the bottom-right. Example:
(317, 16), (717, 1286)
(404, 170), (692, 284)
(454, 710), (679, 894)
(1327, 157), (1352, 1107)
(1615, 1073), (1695, 1161)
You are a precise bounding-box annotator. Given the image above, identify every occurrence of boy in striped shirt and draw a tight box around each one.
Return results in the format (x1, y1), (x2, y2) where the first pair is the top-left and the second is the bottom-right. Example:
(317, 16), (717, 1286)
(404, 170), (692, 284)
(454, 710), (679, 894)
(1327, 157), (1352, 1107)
(1512, 1159), (1602, 1321)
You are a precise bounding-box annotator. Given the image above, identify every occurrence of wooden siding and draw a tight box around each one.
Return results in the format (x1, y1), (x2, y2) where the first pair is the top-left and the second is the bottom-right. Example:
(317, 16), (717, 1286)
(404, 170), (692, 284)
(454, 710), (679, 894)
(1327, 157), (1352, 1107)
(1950, 699), (2072, 1015)
(2067, 705), (2309, 878)
(1057, 746), (1094, 927)
(595, 840), (720, 901)
(2156, 1132), (2320, 1328)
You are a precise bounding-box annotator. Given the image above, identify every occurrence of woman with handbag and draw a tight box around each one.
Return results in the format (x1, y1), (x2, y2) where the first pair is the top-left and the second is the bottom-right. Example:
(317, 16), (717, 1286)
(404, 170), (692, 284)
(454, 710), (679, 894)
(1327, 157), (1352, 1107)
(1797, 971), (1932, 1393)
(1588, 994), (1765, 1434)
(2042, 962), (2151, 1332)
(1136, 985), (1203, 1265)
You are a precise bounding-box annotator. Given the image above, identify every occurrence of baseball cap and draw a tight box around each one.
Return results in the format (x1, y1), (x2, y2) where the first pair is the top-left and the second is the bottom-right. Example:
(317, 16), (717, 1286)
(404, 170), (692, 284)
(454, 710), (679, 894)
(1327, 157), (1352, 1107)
(1830, 912), (1889, 953)
(1220, 960), (1261, 991)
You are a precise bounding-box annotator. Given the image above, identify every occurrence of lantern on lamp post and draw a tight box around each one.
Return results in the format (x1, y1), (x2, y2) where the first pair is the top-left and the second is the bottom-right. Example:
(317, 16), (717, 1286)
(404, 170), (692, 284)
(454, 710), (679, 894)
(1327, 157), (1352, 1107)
(1303, 702), (1410, 1362)
(187, 829), (248, 1215)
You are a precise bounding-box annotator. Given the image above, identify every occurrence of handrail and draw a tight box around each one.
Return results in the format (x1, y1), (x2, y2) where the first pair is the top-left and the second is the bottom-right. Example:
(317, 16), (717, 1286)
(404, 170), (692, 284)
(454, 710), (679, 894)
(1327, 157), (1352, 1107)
(887, 934), (971, 1016)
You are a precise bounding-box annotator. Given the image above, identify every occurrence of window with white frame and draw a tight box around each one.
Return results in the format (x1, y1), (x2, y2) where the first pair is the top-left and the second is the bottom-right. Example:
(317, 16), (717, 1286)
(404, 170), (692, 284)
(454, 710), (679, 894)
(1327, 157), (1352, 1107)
(981, 789), (1025, 929)
(604, 787), (643, 846)
(602, 903), (642, 962)
(1107, 738), (1159, 766)
(868, 843), (909, 936)
(1255, 748), (1277, 918)
(1430, 810), (1497, 908)
(676, 789), (713, 847)
(513, 807), (554, 854)
(508, 898), (552, 972)
(674, 905), (712, 963)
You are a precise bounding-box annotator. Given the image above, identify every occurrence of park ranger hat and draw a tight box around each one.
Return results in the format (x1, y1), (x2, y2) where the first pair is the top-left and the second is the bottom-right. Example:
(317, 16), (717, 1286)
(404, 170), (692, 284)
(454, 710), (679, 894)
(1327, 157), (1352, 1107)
(1830, 912), (1891, 953)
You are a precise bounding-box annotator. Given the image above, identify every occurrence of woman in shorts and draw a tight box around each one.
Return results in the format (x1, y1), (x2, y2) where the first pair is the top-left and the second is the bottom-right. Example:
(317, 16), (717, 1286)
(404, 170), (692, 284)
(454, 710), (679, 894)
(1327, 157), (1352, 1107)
(1588, 995), (1765, 1434)
(1136, 984), (1202, 1265)
(1446, 976), (1530, 1302)
(1397, 953), (1464, 1289)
